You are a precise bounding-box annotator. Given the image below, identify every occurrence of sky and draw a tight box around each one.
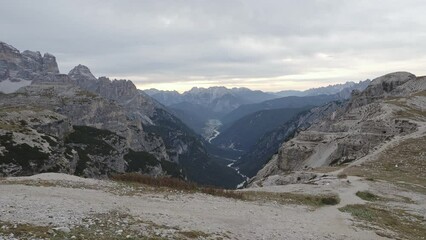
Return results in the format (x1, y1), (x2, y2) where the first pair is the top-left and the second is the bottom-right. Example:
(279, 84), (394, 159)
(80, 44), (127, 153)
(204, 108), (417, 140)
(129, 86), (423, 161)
(1, 0), (426, 92)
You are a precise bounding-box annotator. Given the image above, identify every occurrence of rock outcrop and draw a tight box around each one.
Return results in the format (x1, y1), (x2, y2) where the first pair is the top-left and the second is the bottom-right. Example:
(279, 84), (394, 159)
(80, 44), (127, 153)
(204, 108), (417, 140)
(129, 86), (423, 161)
(0, 42), (61, 93)
(250, 72), (426, 187)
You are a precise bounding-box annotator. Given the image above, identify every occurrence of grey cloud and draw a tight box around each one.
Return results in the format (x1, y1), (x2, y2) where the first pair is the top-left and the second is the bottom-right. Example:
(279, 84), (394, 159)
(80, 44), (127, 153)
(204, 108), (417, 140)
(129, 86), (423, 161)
(1, 0), (426, 91)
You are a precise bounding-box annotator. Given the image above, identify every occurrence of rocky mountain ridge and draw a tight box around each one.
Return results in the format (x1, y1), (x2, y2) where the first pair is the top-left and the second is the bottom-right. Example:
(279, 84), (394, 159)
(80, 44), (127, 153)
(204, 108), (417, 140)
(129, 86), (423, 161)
(274, 80), (371, 97)
(250, 72), (426, 186)
(145, 86), (277, 134)
(0, 42), (59, 93)
(145, 86), (276, 108)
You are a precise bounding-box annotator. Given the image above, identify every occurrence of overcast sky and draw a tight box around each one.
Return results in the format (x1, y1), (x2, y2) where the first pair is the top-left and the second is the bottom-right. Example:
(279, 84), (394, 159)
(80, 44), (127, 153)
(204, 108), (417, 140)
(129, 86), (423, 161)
(1, 0), (426, 92)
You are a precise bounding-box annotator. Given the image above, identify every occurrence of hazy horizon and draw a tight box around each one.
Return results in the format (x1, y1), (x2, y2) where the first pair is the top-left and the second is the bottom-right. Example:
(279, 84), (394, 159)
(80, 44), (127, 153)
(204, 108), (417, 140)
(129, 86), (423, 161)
(142, 79), (371, 94)
(2, 0), (426, 92)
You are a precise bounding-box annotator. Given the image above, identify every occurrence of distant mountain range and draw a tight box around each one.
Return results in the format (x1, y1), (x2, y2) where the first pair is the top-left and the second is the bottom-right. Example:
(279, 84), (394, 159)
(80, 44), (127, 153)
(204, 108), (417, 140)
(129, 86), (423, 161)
(144, 80), (370, 135)
(273, 80), (371, 97)
(144, 87), (276, 134)
(145, 86), (276, 108)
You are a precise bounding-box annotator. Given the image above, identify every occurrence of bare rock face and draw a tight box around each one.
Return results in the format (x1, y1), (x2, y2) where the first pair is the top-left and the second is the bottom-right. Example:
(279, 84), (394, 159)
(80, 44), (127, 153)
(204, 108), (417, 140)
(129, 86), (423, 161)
(0, 42), (21, 61)
(0, 84), (172, 178)
(67, 64), (204, 164)
(250, 72), (426, 187)
(68, 64), (98, 90)
(68, 65), (157, 120)
(42, 53), (60, 74)
(349, 72), (417, 108)
(0, 42), (59, 80)
(0, 41), (61, 93)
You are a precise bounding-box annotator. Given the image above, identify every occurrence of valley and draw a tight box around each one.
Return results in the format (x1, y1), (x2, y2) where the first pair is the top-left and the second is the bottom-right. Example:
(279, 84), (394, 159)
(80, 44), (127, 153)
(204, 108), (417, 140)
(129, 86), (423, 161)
(1, 0), (426, 239)
(0, 40), (425, 240)
(201, 119), (222, 143)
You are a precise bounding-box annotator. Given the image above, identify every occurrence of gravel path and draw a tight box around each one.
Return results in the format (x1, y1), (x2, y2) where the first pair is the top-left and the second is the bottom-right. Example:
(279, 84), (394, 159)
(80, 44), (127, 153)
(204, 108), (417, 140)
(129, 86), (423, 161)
(0, 173), (385, 240)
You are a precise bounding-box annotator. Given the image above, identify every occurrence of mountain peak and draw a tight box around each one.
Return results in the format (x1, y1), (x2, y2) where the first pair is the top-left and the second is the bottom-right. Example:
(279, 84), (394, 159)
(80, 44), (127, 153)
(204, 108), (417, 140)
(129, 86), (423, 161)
(359, 72), (417, 97)
(22, 50), (42, 60)
(69, 64), (97, 81)
(42, 53), (59, 74)
(370, 71), (415, 88)
(0, 41), (21, 60)
(0, 41), (20, 54)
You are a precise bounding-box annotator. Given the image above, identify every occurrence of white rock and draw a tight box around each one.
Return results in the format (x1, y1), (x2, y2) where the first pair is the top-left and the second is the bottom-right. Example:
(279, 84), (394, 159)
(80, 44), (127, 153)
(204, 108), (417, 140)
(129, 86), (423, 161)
(53, 226), (71, 233)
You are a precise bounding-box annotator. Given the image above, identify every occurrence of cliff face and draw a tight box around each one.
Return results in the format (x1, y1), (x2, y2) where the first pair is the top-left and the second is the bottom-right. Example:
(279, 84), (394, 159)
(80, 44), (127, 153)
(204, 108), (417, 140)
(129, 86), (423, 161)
(0, 83), (172, 178)
(250, 72), (426, 186)
(0, 42), (59, 82)
(0, 42), (61, 94)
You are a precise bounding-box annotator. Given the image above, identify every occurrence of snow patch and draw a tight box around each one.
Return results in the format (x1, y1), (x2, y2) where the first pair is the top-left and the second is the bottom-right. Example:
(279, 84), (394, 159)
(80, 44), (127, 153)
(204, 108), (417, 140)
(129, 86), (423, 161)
(0, 79), (32, 93)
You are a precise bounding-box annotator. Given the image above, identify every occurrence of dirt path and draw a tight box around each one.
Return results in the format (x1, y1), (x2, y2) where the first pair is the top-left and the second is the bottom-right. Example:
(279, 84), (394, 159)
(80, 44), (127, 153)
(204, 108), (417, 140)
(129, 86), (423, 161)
(0, 173), (383, 240)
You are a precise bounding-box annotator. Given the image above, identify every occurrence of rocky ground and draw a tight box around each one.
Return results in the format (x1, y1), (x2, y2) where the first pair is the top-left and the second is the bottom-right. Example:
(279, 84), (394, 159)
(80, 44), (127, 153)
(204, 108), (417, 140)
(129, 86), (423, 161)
(0, 170), (424, 239)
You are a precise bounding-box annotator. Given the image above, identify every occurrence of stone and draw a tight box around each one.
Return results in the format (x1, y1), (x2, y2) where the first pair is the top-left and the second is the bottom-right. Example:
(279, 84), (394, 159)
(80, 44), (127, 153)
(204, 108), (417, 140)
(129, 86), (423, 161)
(53, 226), (71, 233)
(42, 53), (59, 74)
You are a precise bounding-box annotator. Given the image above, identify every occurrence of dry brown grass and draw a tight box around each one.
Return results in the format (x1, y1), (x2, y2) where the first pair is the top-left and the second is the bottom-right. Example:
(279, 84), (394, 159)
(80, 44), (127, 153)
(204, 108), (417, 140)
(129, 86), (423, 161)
(337, 173), (348, 179)
(178, 230), (210, 239)
(355, 191), (382, 202)
(0, 221), (51, 239)
(343, 136), (426, 193)
(112, 173), (247, 200)
(112, 173), (199, 191)
(413, 90), (426, 97)
(339, 204), (426, 240)
(238, 191), (340, 207)
(111, 173), (340, 207)
(386, 97), (426, 120)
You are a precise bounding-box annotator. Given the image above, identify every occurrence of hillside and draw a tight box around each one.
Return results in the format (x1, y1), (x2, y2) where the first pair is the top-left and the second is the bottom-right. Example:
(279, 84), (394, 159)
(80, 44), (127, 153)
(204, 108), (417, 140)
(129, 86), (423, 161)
(221, 94), (342, 126)
(250, 72), (426, 187)
(233, 102), (344, 178)
(212, 107), (312, 152)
